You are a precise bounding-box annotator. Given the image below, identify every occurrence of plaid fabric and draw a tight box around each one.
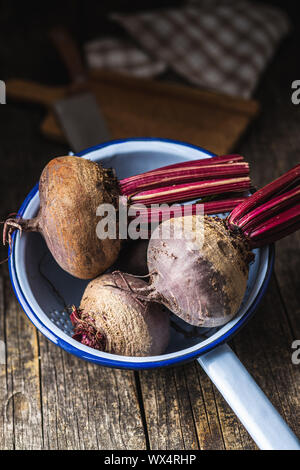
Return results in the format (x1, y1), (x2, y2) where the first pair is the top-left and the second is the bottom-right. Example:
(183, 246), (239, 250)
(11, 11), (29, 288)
(110, 0), (290, 97)
(85, 37), (166, 78)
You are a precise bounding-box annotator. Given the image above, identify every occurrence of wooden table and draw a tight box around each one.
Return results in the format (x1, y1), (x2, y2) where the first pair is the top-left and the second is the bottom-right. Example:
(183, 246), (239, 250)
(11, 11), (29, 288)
(0, 5), (300, 450)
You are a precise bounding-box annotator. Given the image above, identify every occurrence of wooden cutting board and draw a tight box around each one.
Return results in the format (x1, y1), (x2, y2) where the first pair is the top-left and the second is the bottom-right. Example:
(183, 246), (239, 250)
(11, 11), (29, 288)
(6, 70), (259, 155)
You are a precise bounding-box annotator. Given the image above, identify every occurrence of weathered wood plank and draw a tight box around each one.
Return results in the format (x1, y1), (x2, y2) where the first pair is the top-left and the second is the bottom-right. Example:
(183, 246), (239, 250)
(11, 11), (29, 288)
(39, 334), (147, 450)
(184, 362), (228, 450)
(0, 276), (43, 449)
(139, 366), (199, 450)
(274, 235), (300, 339)
(0, 276), (13, 450)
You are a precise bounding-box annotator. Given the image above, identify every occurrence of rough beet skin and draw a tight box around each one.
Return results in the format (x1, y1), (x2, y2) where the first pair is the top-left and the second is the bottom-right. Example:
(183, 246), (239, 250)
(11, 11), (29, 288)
(145, 215), (252, 327)
(71, 272), (170, 356)
(4, 156), (121, 279)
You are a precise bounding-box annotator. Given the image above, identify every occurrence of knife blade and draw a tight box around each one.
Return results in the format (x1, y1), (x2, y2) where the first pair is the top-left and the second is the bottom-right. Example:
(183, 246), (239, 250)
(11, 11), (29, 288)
(50, 27), (110, 152)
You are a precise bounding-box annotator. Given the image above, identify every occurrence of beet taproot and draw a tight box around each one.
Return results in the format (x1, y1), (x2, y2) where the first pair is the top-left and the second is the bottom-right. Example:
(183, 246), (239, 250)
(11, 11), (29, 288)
(71, 272), (170, 356)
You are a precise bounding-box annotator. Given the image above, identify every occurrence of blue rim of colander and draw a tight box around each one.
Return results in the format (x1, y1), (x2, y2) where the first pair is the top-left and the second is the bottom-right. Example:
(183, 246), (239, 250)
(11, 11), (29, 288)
(8, 138), (275, 369)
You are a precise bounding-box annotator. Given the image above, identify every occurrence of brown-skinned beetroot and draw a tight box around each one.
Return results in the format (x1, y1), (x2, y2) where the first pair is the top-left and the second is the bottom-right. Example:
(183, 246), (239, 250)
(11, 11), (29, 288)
(5, 156), (121, 279)
(71, 273), (170, 356)
(144, 215), (252, 327)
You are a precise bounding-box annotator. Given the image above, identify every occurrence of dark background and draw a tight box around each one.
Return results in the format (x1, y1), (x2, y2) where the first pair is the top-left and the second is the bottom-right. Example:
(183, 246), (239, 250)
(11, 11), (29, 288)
(0, 0), (299, 221)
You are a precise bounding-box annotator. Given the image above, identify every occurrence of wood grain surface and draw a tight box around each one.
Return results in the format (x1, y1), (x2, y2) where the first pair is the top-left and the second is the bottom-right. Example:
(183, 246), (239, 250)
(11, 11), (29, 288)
(0, 2), (299, 450)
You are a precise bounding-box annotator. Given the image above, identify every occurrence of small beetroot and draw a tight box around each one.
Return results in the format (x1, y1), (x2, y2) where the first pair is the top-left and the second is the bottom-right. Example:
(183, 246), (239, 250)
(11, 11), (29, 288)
(71, 272), (170, 356)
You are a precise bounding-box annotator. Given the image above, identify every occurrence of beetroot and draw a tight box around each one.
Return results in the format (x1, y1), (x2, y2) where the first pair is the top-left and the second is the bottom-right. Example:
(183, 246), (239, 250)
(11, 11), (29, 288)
(130, 166), (300, 327)
(71, 273), (170, 356)
(144, 215), (251, 327)
(3, 154), (250, 279)
(4, 156), (121, 279)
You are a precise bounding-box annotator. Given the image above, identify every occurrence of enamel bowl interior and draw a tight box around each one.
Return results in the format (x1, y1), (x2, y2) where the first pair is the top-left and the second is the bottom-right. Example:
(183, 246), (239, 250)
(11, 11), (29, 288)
(9, 139), (272, 369)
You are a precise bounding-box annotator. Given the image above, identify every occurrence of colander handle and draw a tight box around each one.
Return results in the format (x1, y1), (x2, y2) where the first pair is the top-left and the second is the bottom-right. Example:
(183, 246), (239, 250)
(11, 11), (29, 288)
(198, 343), (300, 450)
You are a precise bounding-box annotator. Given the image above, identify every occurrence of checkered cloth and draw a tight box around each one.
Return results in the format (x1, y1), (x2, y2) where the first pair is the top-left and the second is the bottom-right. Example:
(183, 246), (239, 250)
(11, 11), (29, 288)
(108, 0), (290, 97)
(85, 37), (167, 78)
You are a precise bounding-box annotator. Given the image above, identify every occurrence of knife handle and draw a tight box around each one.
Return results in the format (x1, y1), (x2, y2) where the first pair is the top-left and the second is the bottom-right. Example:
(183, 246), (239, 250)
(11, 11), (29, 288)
(50, 27), (87, 88)
(6, 79), (65, 106)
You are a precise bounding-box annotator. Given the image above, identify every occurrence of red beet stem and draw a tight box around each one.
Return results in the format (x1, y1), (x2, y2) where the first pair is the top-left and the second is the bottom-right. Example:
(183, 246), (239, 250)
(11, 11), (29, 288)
(245, 204), (300, 247)
(120, 154), (245, 194)
(130, 177), (251, 205)
(228, 164), (300, 229)
(237, 186), (300, 232)
(120, 162), (249, 195)
(131, 197), (247, 224)
(227, 165), (300, 246)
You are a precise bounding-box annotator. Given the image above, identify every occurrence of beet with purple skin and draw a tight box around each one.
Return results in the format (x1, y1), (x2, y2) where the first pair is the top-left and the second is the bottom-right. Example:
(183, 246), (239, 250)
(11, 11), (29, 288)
(132, 165), (300, 328)
(145, 215), (252, 327)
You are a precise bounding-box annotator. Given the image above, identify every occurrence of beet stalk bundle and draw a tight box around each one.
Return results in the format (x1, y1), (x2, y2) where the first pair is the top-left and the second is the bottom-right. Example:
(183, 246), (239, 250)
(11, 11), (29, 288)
(3, 154), (250, 279)
(130, 196), (246, 227)
(120, 153), (248, 198)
